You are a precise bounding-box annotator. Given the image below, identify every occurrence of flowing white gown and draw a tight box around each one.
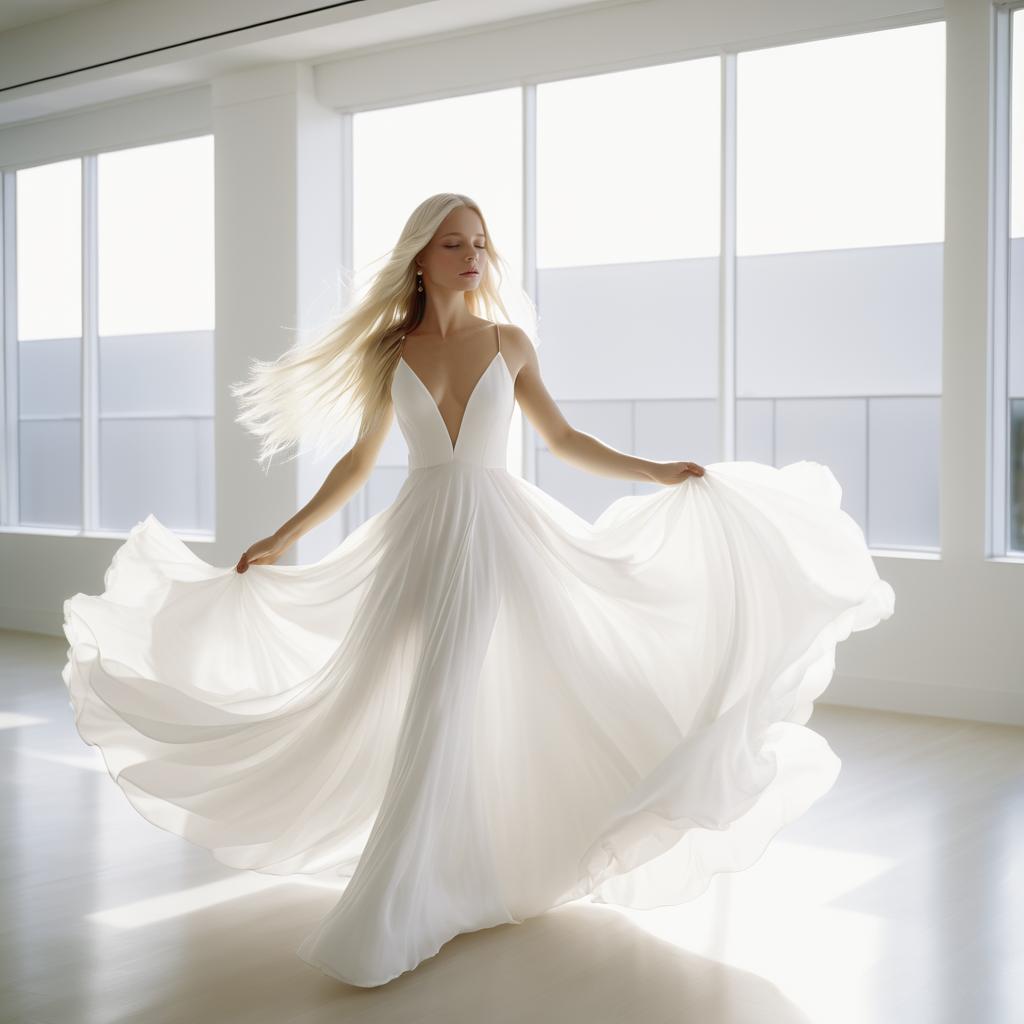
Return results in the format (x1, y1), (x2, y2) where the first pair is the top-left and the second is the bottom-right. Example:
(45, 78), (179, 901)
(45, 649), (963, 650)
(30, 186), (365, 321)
(61, 322), (895, 987)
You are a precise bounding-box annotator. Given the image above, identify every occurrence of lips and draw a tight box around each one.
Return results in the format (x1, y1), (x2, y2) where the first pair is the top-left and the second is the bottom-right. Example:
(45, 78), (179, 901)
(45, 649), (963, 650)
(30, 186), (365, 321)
(460, 270), (479, 276)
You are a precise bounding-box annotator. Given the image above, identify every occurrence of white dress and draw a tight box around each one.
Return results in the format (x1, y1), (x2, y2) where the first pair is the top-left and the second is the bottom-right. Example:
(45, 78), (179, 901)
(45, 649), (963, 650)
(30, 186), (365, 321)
(61, 321), (895, 987)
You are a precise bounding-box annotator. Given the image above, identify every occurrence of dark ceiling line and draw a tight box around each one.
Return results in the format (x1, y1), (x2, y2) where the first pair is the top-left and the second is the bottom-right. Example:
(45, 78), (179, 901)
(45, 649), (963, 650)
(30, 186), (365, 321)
(1, 0), (369, 94)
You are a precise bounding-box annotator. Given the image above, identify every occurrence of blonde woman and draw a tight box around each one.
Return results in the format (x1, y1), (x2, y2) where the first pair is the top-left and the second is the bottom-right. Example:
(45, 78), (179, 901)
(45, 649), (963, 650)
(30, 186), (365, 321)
(62, 193), (895, 988)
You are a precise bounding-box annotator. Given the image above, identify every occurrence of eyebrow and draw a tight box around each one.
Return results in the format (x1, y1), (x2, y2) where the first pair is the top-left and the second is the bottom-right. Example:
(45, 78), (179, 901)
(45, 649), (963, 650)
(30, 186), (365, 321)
(441, 232), (485, 238)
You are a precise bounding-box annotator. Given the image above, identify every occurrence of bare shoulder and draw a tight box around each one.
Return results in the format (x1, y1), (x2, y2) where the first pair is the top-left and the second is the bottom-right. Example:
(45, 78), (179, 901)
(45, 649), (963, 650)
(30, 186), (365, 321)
(497, 323), (536, 383)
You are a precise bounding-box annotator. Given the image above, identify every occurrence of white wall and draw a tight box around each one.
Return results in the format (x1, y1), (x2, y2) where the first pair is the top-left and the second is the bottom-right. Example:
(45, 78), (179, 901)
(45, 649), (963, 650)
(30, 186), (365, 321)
(0, 0), (1020, 725)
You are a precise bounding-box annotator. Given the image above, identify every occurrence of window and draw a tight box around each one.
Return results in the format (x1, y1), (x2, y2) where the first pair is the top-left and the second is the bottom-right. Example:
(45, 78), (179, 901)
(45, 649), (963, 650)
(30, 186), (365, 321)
(736, 22), (945, 551)
(15, 159), (83, 528)
(1004, 8), (1024, 554)
(344, 22), (944, 553)
(3, 135), (215, 535)
(535, 58), (721, 523)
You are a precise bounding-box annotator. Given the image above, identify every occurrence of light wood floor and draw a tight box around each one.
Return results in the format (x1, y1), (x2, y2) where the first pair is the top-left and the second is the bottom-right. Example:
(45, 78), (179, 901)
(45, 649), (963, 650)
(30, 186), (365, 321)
(2, 627), (1021, 1024)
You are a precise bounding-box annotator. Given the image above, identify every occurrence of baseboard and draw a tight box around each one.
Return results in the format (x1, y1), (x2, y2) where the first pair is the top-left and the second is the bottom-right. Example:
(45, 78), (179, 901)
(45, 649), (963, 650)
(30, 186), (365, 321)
(822, 674), (1024, 728)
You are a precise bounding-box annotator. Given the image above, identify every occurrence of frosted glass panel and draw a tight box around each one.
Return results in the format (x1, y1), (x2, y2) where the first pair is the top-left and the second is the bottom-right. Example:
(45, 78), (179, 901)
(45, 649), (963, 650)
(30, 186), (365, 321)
(868, 397), (940, 550)
(19, 419), (81, 527)
(537, 58), (720, 267)
(736, 399), (774, 464)
(738, 22), (945, 256)
(736, 244), (942, 397)
(19, 338), (81, 417)
(775, 398), (867, 529)
(97, 135), (215, 336)
(635, 398), (718, 468)
(99, 418), (214, 532)
(16, 159), (81, 341)
(1011, 399), (1024, 552)
(99, 332), (215, 415)
(535, 259), (718, 399)
(1009, 239), (1024, 398)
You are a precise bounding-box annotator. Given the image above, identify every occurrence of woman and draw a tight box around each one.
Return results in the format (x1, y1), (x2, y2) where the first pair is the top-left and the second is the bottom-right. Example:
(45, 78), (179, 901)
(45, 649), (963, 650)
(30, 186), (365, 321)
(62, 192), (895, 988)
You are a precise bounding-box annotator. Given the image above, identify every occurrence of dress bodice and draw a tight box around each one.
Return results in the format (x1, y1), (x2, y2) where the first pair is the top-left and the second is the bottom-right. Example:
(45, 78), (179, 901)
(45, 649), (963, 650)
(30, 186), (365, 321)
(391, 332), (515, 470)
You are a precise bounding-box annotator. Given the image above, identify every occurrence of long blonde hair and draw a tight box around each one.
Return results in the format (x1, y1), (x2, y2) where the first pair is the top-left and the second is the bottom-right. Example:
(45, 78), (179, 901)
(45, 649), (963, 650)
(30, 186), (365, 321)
(230, 192), (539, 471)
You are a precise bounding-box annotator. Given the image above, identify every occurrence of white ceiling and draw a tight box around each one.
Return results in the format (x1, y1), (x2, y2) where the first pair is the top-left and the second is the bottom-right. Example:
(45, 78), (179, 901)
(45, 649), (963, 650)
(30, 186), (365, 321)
(0, 0), (115, 34)
(0, 0), (627, 125)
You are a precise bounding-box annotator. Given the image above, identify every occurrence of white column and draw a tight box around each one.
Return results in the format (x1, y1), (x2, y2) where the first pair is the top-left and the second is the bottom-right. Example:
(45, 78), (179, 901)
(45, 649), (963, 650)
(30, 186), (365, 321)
(942, 0), (993, 563)
(211, 63), (343, 565)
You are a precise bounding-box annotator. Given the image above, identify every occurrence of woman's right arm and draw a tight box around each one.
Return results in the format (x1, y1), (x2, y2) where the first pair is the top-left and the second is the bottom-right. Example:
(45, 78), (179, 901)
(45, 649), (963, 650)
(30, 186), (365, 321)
(236, 402), (395, 572)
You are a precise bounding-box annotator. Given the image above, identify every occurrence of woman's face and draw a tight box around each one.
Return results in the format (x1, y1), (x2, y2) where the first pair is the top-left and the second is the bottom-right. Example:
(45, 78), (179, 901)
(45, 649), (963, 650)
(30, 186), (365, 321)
(417, 208), (488, 293)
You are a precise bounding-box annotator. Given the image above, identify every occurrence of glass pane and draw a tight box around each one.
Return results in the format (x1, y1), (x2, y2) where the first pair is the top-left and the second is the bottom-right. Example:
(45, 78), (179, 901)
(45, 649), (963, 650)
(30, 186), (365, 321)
(737, 23), (944, 553)
(1011, 399), (1024, 551)
(1012, 9), (1024, 239)
(737, 245), (942, 397)
(99, 417), (214, 533)
(98, 135), (215, 336)
(868, 397), (940, 550)
(1008, 11), (1024, 553)
(16, 159), (81, 341)
(775, 397), (867, 530)
(19, 338), (80, 417)
(738, 22), (945, 256)
(20, 419), (81, 527)
(736, 399), (774, 464)
(538, 58), (720, 267)
(99, 332), (214, 416)
(535, 58), (721, 519)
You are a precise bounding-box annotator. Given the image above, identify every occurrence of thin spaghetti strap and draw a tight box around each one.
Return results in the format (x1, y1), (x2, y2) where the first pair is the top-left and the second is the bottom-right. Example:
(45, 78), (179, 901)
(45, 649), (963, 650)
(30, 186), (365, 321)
(495, 321), (500, 358)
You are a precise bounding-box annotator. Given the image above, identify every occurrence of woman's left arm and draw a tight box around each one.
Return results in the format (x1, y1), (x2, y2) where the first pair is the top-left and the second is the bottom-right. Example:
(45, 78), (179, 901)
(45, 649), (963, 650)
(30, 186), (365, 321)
(507, 326), (704, 486)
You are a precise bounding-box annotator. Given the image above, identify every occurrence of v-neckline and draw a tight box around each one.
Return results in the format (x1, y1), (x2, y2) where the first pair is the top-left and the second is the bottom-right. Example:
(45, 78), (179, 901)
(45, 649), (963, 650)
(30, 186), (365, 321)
(399, 350), (507, 454)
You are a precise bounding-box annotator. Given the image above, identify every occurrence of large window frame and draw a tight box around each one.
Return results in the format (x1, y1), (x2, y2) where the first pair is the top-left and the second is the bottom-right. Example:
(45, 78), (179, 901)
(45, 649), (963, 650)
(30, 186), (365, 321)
(991, 1), (1024, 560)
(0, 136), (215, 540)
(345, 18), (946, 557)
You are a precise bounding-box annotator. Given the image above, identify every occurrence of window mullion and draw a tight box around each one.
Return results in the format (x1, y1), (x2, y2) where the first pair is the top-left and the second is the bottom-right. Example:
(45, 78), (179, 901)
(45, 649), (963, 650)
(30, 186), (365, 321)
(82, 155), (99, 532)
(990, 5), (1012, 556)
(720, 52), (737, 464)
(522, 82), (538, 484)
(2, 171), (17, 526)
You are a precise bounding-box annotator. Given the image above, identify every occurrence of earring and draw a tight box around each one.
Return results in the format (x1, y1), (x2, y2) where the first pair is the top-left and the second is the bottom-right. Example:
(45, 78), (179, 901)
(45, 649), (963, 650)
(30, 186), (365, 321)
(416, 269), (424, 293)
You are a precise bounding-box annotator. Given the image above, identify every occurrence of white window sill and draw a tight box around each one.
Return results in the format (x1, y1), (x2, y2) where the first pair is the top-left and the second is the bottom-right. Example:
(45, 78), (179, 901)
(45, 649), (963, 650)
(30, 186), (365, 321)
(869, 547), (940, 560)
(0, 525), (216, 544)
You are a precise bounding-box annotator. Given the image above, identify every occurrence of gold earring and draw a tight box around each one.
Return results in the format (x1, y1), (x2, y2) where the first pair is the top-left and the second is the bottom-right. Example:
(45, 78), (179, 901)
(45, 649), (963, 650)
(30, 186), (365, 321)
(416, 269), (424, 293)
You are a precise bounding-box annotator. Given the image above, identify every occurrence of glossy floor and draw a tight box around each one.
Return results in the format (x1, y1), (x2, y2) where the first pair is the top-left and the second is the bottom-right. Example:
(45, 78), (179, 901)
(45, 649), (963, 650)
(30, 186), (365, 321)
(2, 628), (1020, 1024)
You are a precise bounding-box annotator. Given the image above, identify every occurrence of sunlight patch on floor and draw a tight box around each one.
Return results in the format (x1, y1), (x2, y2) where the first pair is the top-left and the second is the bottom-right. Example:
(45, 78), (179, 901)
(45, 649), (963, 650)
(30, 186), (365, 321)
(601, 840), (897, 1024)
(88, 871), (352, 929)
(0, 711), (50, 730)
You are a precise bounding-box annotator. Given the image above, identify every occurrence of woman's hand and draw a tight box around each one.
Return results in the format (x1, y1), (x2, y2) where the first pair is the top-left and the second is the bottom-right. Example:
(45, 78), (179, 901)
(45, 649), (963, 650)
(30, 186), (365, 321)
(645, 460), (706, 486)
(236, 531), (292, 573)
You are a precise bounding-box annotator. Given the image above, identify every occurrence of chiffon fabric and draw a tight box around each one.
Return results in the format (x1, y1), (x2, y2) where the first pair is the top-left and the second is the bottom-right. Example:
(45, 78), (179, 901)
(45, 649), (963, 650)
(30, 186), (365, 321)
(61, 322), (895, 987)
